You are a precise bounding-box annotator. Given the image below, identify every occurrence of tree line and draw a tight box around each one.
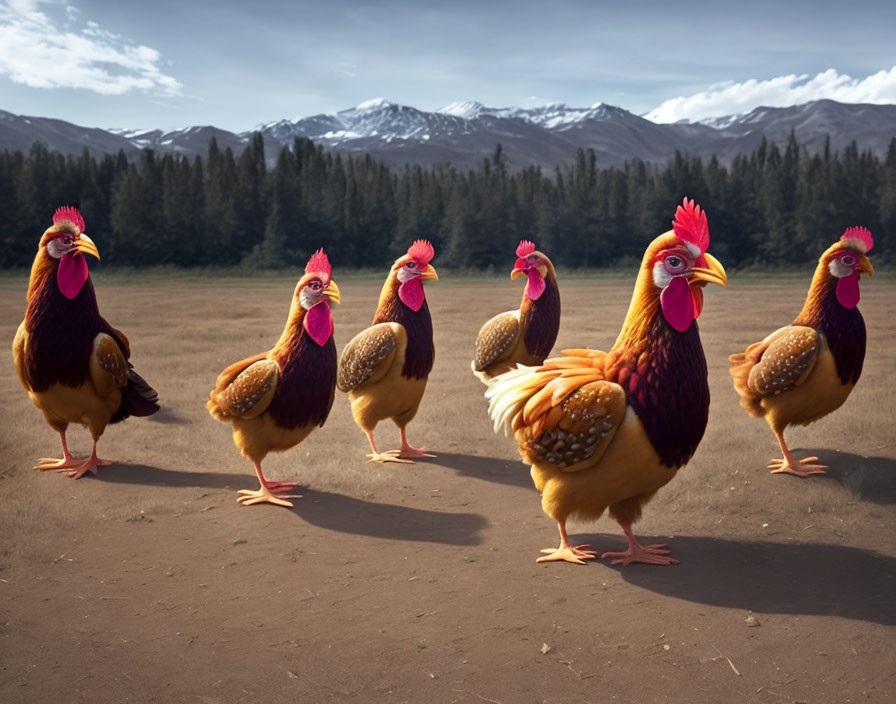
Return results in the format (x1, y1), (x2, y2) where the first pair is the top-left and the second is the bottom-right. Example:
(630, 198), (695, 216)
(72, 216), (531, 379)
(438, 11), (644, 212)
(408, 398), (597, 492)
(1, 133), (893, 270)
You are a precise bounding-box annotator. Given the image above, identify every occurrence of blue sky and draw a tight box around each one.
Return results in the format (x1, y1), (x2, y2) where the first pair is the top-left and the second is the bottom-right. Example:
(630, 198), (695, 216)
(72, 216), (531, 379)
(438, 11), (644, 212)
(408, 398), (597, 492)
(1, 0), (894, 131)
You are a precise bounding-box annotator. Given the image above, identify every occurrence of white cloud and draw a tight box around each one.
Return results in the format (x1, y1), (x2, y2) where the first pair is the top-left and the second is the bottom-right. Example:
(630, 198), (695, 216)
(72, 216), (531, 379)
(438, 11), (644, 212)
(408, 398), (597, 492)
(0, 0), (182, 96)
(646, 67), (896, 123)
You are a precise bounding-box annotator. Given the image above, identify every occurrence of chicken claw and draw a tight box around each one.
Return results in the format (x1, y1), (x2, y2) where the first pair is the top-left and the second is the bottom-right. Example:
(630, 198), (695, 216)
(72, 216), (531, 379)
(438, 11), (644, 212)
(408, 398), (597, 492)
(366, 449), (414, 464)
(768, 456), (828, 477)
(236, 486), (300, 507)
(537, 544), (597, 565)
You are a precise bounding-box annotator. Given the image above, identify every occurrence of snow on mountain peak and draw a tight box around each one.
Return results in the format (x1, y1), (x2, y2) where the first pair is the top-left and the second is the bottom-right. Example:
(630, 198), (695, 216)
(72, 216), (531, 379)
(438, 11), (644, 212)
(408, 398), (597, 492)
(438, 101), (486, 119)
(355, 98), (392, 111)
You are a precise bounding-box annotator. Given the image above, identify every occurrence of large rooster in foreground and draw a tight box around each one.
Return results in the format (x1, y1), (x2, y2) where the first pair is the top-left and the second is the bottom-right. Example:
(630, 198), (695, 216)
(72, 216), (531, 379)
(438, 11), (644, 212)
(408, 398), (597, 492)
(472, 240), (561, 382)
(487, 199), (726, 565)
(338, 240), (438, 463)
(207, 250), (340, 507)
(13, 207), (159, 479)
(729, 227), (874, 477)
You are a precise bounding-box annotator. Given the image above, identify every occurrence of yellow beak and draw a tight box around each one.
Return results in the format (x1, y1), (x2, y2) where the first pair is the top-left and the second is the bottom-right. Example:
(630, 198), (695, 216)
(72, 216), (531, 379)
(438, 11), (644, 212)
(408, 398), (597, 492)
(419, 263), (439, 281)
(859, 255), (874, 277)
(510, 267), (526, 280)
(323, 280), (341, 305)
(75, 234), (100, 260)
(691, 251), (727, 286)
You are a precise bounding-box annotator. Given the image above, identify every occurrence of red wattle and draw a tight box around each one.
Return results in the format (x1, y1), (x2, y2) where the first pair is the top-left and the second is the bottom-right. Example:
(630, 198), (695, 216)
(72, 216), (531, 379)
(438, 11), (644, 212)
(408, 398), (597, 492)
(303, 302), (334, 346)
(57, 252), (89, 299)
(525, 268), (546, 300)
(835, 271), (860, 309)
(398, 278), (426, 311)
(660, 276), (694, 332)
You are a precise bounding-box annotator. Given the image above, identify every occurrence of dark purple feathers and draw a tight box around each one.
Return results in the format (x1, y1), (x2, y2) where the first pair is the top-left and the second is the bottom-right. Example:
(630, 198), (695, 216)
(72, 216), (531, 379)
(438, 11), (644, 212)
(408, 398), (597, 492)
(522, 275), (561, 360)
(373, 294), (434, 380)
(268, 333), (337, 430)
(614, 319), (710, 469)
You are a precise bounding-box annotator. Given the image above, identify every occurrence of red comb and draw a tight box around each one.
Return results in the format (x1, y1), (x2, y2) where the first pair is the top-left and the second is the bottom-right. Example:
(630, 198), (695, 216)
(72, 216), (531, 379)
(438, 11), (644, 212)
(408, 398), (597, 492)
(53, 206), (85, 232)
(407, 239), (434, 264)
(672, 198), (709, 254)
(840, 226), (873, 254)
(516, 240), (536, 257)
(305, 248), (331, 279)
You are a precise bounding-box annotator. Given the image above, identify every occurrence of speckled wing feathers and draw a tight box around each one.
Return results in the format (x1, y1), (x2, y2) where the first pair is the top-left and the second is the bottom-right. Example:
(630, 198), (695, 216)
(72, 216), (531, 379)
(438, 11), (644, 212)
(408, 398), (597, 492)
(746, 326), (819, 396)
(212, 359), (279, 419)
(337, 324), (397, 392)
(520, 380), (627, 471)
(473, 312), (519, 371)
(89, 333), (129, 398)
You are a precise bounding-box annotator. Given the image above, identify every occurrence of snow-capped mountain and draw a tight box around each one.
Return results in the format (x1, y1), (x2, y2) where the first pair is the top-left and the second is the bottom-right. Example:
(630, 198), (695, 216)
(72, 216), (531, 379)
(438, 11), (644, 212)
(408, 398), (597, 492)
(2, 99), (894, 171)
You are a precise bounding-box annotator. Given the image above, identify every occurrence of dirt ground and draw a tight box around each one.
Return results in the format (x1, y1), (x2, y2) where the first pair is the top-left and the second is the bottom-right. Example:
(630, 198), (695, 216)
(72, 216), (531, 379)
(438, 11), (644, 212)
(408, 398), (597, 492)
(0, 272), (894, 704)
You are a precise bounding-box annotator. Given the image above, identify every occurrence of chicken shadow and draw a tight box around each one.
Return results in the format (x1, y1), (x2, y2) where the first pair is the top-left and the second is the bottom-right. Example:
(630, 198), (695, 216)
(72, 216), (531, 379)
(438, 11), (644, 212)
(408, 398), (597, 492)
(288, 487), (488, 546)
(582, 533), (896, 626)
(429, 451), (534, 489)
(795, 448), (896, 505)
(95, 463), (241, 489)
(145, 407), (192, 425)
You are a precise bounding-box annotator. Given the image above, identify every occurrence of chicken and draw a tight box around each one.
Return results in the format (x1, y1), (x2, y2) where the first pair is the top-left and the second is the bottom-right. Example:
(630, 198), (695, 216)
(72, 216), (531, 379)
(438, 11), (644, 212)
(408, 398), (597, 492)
(729, 227), (874, 477)
(337, 239), (438, 463)
(472, 240), (561, 382)
(207, 250), (341, 507)
(12, 206), (159, 479)
(487, 198), (727, 565)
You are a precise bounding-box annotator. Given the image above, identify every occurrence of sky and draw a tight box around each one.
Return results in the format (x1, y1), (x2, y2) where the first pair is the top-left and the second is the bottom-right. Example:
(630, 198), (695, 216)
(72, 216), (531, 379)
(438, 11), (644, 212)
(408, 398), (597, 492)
(1, 0), (895, 132)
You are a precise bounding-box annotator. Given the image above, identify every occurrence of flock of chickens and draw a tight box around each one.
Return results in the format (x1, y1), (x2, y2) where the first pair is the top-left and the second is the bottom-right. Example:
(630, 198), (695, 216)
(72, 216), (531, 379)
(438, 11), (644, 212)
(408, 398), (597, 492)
(13, 200), (874, 566)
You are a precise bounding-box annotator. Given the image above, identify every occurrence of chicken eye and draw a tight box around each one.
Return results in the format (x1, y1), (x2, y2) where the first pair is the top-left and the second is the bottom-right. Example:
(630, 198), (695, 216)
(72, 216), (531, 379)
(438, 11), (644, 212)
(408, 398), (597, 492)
(61, 236), (72, 246)
(527, 254), (538, 263)
(841, 254), (856, 266)
(309, 281), (321, 291)
(406, 261), (416, 269)
(664, 254), (686, 272)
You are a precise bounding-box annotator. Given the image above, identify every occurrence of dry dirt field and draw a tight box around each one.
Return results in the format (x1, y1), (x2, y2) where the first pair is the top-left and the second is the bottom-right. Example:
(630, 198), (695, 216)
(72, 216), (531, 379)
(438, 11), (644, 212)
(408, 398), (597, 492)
(1, 273), (894, 704)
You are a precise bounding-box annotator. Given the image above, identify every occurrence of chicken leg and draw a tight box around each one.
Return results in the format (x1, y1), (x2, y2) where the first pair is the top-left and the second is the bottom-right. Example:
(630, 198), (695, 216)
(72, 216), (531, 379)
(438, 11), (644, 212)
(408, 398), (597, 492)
(537, 521), (597, 564)
(236, 461), (300, 507)
(601, 522), (679, 566)
(767, 430), (827, 477)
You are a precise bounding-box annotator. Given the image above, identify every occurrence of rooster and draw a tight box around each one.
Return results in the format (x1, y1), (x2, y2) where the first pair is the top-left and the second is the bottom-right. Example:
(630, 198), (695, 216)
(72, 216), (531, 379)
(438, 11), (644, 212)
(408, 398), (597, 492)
(338, 240), (438, 463)
(472, 240), (561, 382)
(487, 199), (726, 565)
(207, 250), (340, 507)
(12, 206), (159, 479)
(729, 227), (874, 477)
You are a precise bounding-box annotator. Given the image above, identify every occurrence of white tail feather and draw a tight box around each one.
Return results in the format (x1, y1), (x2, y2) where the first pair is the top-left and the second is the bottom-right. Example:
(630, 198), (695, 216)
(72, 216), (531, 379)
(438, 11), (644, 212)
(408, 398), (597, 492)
(484, 364), (541, 436)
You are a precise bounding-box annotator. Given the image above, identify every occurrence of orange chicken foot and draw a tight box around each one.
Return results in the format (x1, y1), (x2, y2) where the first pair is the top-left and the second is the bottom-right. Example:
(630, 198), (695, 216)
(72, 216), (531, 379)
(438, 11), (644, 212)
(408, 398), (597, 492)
(34, 434), (114, 479)
(364, 430), (413, 464)
(397, 426), (435, 459)
(601, 523), (679, 566)
(236, 462), (301, 507)
(536, 521), (597, 564)
(768, 431), (827, 477)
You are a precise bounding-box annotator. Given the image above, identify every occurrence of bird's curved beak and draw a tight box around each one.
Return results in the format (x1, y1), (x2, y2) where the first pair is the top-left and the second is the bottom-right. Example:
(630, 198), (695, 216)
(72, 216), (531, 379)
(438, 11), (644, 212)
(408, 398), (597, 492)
(419, 263), (438, 280)
(858, 255), (874, 277)
(690, 252), (727, 286)
(75, 234), (100, 260)
(323, 280), (341, 305)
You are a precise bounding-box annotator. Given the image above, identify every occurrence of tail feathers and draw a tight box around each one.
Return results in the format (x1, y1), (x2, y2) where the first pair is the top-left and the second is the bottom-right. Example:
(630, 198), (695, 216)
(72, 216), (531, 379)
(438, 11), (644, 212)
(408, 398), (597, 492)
(485, 364), (542, 436)
(111, 366), (160, 423)
(728, 343), (766, 417)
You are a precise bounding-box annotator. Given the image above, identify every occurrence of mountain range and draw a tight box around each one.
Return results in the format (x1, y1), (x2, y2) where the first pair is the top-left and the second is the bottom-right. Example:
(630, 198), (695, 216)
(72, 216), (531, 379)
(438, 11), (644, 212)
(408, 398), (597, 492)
(2, 98), (894, 171)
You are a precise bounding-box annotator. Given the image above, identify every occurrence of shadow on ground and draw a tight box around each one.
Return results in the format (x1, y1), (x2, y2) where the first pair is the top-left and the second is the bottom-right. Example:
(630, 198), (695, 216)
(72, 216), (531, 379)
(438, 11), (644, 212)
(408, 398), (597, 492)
(430, 451), (534, 489)
(290, 487), (488, 546)
(95, 463), (240, 489)
(800, 448), (896, 504)
(574, 532), (896, 626)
